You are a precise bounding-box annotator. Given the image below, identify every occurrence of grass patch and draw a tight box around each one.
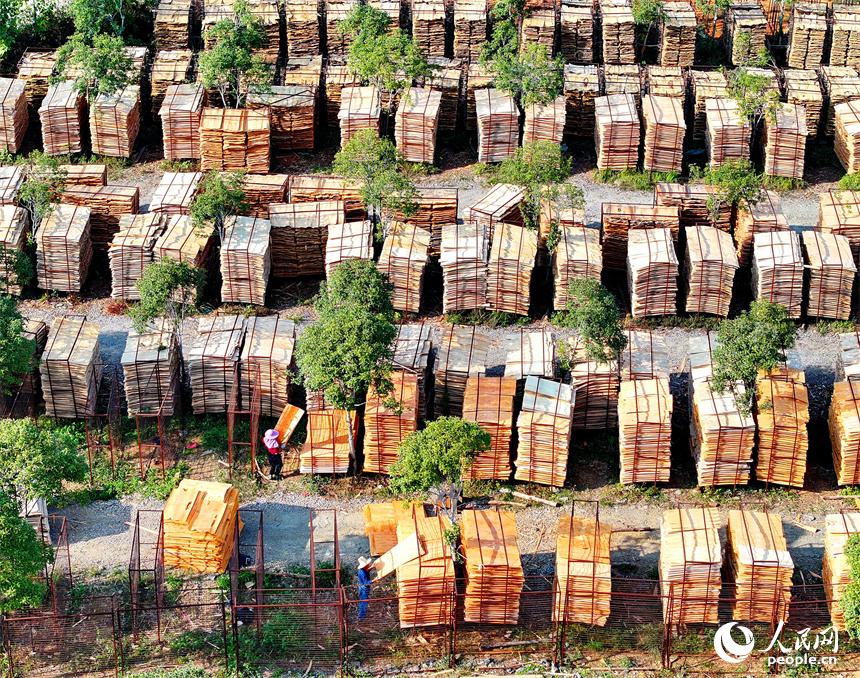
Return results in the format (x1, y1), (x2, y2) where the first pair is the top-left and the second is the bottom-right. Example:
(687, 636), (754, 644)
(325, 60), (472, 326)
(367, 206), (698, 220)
(817, 319), (856, 335)
(599, 483), (668, 507)
(763, 175), (807, 192)
(445, 309), (530, 327)
(592, 168), (681, 191)
(70, 453), (188, 503)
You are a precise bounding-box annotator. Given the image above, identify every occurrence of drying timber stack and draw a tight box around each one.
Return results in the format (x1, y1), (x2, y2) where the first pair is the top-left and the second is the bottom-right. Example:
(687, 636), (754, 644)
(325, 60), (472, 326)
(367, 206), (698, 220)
(824, 513), (860, 631)
(565, 335), (619, 430)
(465, 184), (524, 246)
(363, 501), (420, 555)
(785, 69), (823, 137)
(837, 331), (860, 382)
(268, 200), (344, 277)
(204, 0), (280, 61)
(0, 167), (21, 205)
(752, 230), (804, 318)
(154, 215), (216, 280)
(154, 0), (192, 49)
(515, 376), (575, 486)
(422, 58), (461, 131)
(339, 86), (381, 144)
(830, 381), (860, 486)
(563, 65), (600, 136)
(150, 171), (203, 215)
(683, 225), (738, 317)
(735, 192), (788, 266)
(394, 187), (458, 257)
(392, 323), (433, 421)
(723, 3), (768, 65)
(658, 1), (697, 67)
(622, 330), (669, 381)
(282, 56), (323, 88)
(17, 50), (56, 107)
(324, 60), (360, 127)
(520, 9), (556, 51)
(642, 95), (686, 173)
(325, 220), (374, 277)
(836, 99), (860, 174)
(599, 0), (636, 63)
(39, 81), (84, 156)
(242, 174), (289, 218)
(378, 222), (431, 314)
(688, 332), (718, 382)
(160, 84), (204, 160)
(764, 103), (807, 179)
(602, 64), (642, 108)
(628, 228), (679, 318)
(150, 50), (193, 116)
(0, 79), (27, 153)
(553, 223), (601, 311)
(505, 329), (555, 381)
(486, 224), (538, 316)
(299, 409), (358, 474)
(200, 108), (270, 173)
(247, 86), (317, 152)
(325, 0), (356, 56)
(220, 216), (271, 306)
(821, 67), (860, 137)
(706, 98), (751, 168)
(594, 94), (640, 170)
(475, 89), (519, 164)
(36, 205), (92, 293)
(756, 368), (809, 487)
(59, 164), (107, 187)
(188, 315), (245, 414)
(787, 3), (828, 69)
(645, 66), (686, 99)
(363, 372), (419, 474)
(462, 376), (516, 480)
(290, 175), (365, 220)
(412, 0), (446, 57)
(554, 515), (611, 625)
(830, 6), (860, 68)
(395, 87), (441, 164)
(523, 96), (567, 144)
(618, 377), (672, 484)
(691, 70), (729, 143)
(804, 230), (855, 320)
(109, 214), (167, 300)
(454, 0), (488, 61)
(241, 316), (294, 417)
(560, 0), (595, 63)
(41, 316), (101, 419)
(435, 325), (490, 416)
(284, 0), (320, 56)
(441, 222), (489, 312)
(61, 185), (140, 254)
(601, 203), (680, 273)
(820, 188), (860, 260)
(121, 320), (180, 415)
(0, 206), (29, 295)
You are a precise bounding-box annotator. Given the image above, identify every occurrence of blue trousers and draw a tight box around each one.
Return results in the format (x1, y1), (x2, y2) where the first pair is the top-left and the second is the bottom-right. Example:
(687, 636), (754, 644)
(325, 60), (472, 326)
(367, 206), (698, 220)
(358, 586), (370, 618)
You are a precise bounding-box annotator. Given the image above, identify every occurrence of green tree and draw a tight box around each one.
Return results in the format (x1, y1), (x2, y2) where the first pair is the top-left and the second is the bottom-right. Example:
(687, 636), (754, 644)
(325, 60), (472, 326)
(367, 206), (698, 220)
(332, 129), (417, 238)
(841, 532), (860, 639)
(68, 0), (133, 38)
(14, 151), (67, 232)
(695, 0), (731, 38)
(388, 417), (491, 523)
(0, 0), (22, 65)
(711, 299), (797, 415)
(555, 277), (627, 365)
(54, 32), (137, 104)
(691, 158), (764, 222)
(724, 65), (780, 130)
(632, 0), (664, 59)
(0, 296), (35, 393)
(314, 258), (396, 321)
(190, 171), (248, 242)
(0, 490), (53, 614)
(198, 0), (272, 108)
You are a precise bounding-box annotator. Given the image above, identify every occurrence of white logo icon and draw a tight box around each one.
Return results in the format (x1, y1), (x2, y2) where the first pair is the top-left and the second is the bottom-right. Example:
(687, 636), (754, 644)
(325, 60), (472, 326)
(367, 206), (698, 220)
(714, 622), (755, 663)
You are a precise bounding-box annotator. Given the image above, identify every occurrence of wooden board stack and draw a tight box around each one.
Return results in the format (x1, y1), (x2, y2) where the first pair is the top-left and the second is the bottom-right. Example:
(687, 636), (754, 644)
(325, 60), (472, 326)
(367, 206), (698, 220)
(475, 89), (519, 164)
(836, 99), (860, 174)
(281, 56), (324, 87)
(149, 171), (203, 216)
(413, 0), (446, 57)
(440, 222), (489, 312)
(553, 224), (601, 310)
(395, 87), (441, 164)
(837, 331), (860, 381)
(602, 64), (642, 108)
(220, 216), (271, 306)
(830, 381), (860, 486)
(683, 225), (738, 317)
(59, 164), (106, 187)
(326, 0), (357, 56)
(788, 3), (828, 69)
(734, 192), (788, 266)
(594, 94), (640, 170)
(240, 316), (294, 417)
(752, 230), (804, 318)
(645, 66), (686, 99)
(299, 409), (357, 474)
(560, 0), (595, 63)
(764, 102), (807, 179)
(756, 368), (809, 488)
(628, 228), (679, 318)
(284, 0), (320, 57)
(36, 204), (92, 293)
(290, 175), (365, 220)
(706, 98), (751, 168)
(564, 65), (600, 136)
(422, 58), (461, 132)
(204, 0), (280, 61)
(691, 70), (729, 143)
(642, 95), (686, 173)
(109, 214), (167, 300)
(17, 50), (56, 107)
(462, 376), (516, 480)
(435, 325), (490, 416)
(515, 376), (575, 486)
(162, 480), (240, 573)
(599, 0), (636, 63)
(188, 315), (246, 414)
(121, 320), (180, 415)
(725, 510), (793, 621)
(325, 220), (373, 277)
(618, 378), (672, 484)
(39, 81), (84, 156)
(324, 60), (360, 127)
(465, 184), (524, 245)
(154, 0), (192, 49)
(200, 108), (270, 173)
(622, 329), (669, 381)
(785, 69), (823, 137)
(0, 79), (27, 153)
(486, 223), (538, 316)
(688, 331), (718, 382)
(339, 86), (381, 145)
(804, 231), (855, 320)
(723, 3), (768, 65)
(454, 0), (488, 61)
(821, 66), (860, 137)
(150, 50), (192, 116)
(363, 501), (420, 555)
(392, 323), (433, 421)
(820, 188), (860, 261)
(461, 510), (524, 624)
(831, 6), (860, 68)
(363, 372), (419, 474)
(523, 96), (566, 144)
(242, 174), (289, 218)
(824, 512), (860, 630)
(41, 316), (101, 418)
(660, 506), (721, 626)
(601, 203), (680, 273)
(268, 200), (344, 277)
(394, 187), (457, 257)
(521, 9), (556, 50)
(658, 1), (696, 67)
(565, 335), (619, 429)
(160, 84), (204, 160)
(554, 515), (611, 624)
(0, 167), (21, 206)
(378, 222), (431, 314)
(0, 206), (29, 295)
(247, 86), (317, 152)
(465, 65), (493, 131)
(154, 215), (216, 276)
(504, 329), (555, 381)
(61, 185), (140, 253)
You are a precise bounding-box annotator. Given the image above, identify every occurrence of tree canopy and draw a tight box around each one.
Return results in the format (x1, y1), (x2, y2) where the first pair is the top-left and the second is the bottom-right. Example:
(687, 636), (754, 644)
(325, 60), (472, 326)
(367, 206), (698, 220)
(68, 0), (130, 39)
(54, 32), (137, 104)
(190, 171), (248, 241)
(725, 65), (780, 128)
(0, 296), (36, 394)
(14, 151), (67, 233)
(841, 532), (860, 639)
(314, 258), (396, 321)
(691, 158), (765, 220)
(555, 277), (627, 365)
(0, 491), (53, 614)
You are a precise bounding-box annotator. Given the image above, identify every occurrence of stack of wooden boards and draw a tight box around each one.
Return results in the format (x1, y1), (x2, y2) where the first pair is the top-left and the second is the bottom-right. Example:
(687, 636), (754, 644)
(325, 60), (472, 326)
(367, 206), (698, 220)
(339, 86), (381, 144)
(693, 72), (729, 144)
(162, 480), (240, 573)
(268, 200), (344, 277)
(109, 213), (167, 300)
(290, 175), (365, 221)
(823, 512), (860, 631)
(60, 164), (107, 187)
(564, 65), (599, 136)
(150, 171), (203, 215)
(560, 0), (594, 63)
(41, 316), (102, 419)
(723, 3), (768, 65)
(453, 0), (488, 61)
(599, 0), (635, 63)
(655, 182), (731, 232)
(505, 329), (555, 381)
(642, 95), (685, 173)
(221, 216), (271, 306)
(299, 409), (358, 474)
(423, 58), (461, 131)
(646, 66), (686, 98)
(820, 189), (860, 261)
(618, 378), (672, 484)
(486, 224), (537, 316)
(324, 61), (360, 126)
(0, 206), (30, 295)
(831, 6), (860, 67)
(200, 108), (270, 173)
(121, 320), (180, 415)
(241, 316), (294, 417)
(752, 231), (804, 318)
(150, 50), (192, 115)
(628, 228), (678, 318)
(822, 67), (860, 138)
(683, 225), (738, 317)
(804, 230), (855, 320)
(17, 50), (57, 107)
(440, 223), (489, 313)
(284, 1), (321, 56)
(392, 323), (433, 422)
(564, 335), (619, 430)
(40, 81), (85, 155)
(785, 69), (823, 138)
(395, 87), (441, 164)
(523, 97), (566, 144)
(248, 86), (316, 152)
(362, 501), (421, 556)
(61, 185), (140, 253)
(243, 174), (289, 217)
(154, 0), (192, 49)
(36, 204), (92, 293)
(413, 0), (446, 57)
(830, 379), (860, 486)
(554, 515), (611, 624)
(594, 94), (639, 170)
(90, 86), (140, 158)
(160, 84), (204, 160)
(764, 103), (807, 179)
(435, 325), (490, 416)
(658, 2), (696, 66)
(787, 2), (828, 69)
(0, 166), (22, 205)
(836, 99), (860, 174)
(378, 222), (431, 314)
(462, 376), (516, 480)
(154, 215), (216, 281)
(603, 64), (641, 108)
(188, 315), (245, 414)
(735, 191), (789, 266)
(515, 376), (575, 486)
(396, 187), (457, 257)
(475, 89), (519, 164)
(622, 330), (670, 381)
(0, 78), (28, 153)
(553, 222), (601, 310)
(363, 372), (419, 474)
(756, 367), (809, 488)
(706, 99), (751, 168)
(465, 184), (524, 243)
(325, 220), (373, 277)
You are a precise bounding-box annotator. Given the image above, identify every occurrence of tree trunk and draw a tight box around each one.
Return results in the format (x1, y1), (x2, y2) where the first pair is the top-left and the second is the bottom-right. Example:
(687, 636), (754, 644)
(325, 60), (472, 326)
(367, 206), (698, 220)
(346, 409), (356, 460)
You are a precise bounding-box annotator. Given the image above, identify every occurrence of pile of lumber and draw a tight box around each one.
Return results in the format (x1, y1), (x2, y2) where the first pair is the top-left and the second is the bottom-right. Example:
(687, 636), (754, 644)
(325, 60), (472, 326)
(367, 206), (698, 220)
(830, 381), (860, 486)
(160, 84), (204, 160)
(618, 378), (672, 484)
(465, 65), (493, 131)
(243, 174), (289, 218)
(645, 66), (686, 98)
(326, 0), (356, 56)
(764, 103), (807, 179)
(564, 65), (599, 136)
(268, 200), (344, 277)
(0, 166), (21, 205)
(204, 0), (280, 61)
(435, 325), (490, 416)
(17, 50), (56, 107)
(188, 315), (246, 414)
(0, 206), (29, 295)
(413, 0), (446, 57)
(554, 515), (611, 624)
(395, 87), (441, 164)
(706, 98), (751, 168)
(284, 0), (320, 56)
(162, 480), (240, 573)
(0, 78), (27, 153)
(504, 329), (555, 381)
(299, 409), (357, 474)
(461, 510), (524, 624)
(150, 171), (203, 215)
(683, 225), (738, 317)
(60, 164), (106, 187)
(465, 184), (524, 244)
(599, 0), (636, 63)
(241, 316), (294, 417)
(475, 89), (519, 164)
(784, 69), (823, 137)
(109, 214), (167, 300)
(756, 369), (809, 488)
(836, 99), (860, 174)
(822, 67), (860, 137)
(601, 203), (679, 273)
(515, 376), (575, 486)
(339, 86), (381, 144)
(521, 9), (556, 50)
(395, 187), (457, 257)
(691, 70), (729, 143)
(423, 58), (461, 131)
(688, 331), (718, 382)
(221, 216), (271, 306)
(622, 329), (669, 381)
(523, 96), (567, 145)
(150, 50), (192, 115)
(363, 372), (419, 474)
(323, 60), (360, 127)
(392, 323), (433, 421)
(486, 223), (538, 316)
(290, 175), (365, 220)
(824, 512), (860, 630)
(200, 108), (270, 173)
(660, 506), (721, 625)
(602, 64), (641, 108)
(725, 510), (793, 621)
(325, 220), (373, 277)
(36, 204), (92, 293)
(363, 501), (420, 556)
(378, 222), (430, 314)
(282, 56), (324, 87)
(154, 0), (192, 49)
(61, 185), (140, 253)
(752, 230), (804, 318)
(804, 230), (855, 320)
(723, 3), (768, 65)
(553, 223), (601, 310)
(560, 0), (595, 63)
(121, 320), (180, 415)
(735, 191), (788, 266)
(565, 335), (618, 429)
(831, 6), (860, 68)
(658, 2), (696, 66)
(462, 376), (516, 480)
(154, 214), (216, 275)
(787, 2), (827, 69)
(820, 188), (860, 261)
(628, 228), (679, 318)
(642, 95), (686, 173)
(247, 86), (317, 152)
(594, 94), (640, 170)
(39, 81), (85, 155)
(41, 316), (101, 418)
(440, 222), (489, 312)
(454, 0), (488, 61)
(838, 331), (860, 381)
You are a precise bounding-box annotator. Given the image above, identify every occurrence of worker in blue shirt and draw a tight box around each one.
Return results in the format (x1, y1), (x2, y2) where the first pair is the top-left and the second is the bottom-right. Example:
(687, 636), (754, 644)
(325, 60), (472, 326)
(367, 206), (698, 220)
(357, 556), (375, 619)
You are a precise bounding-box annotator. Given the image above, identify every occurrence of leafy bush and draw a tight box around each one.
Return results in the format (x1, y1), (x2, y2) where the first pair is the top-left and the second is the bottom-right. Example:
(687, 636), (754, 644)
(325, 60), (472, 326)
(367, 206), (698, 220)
(842, 532), (860, 639)
(555, 277), (626, 365)
(840, 173), (860, 191)
(593, 168), (681, 191)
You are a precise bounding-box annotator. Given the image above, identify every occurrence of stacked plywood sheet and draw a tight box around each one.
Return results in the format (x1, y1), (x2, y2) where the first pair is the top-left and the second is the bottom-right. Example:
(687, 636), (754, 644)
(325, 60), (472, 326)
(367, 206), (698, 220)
(564, 65), (599, 136)
(0, 167), (21, 206)
(804, 231), (855, 320)
(363, 372), (419, 474)
(594, 94), (640, 170)
(155, 214), (216, 274)
(618, 377), (672, 484)
(504, 329), (555, 380)
(36, 204), (92, 293)
(160, 84), (204, 160)
(830, 381), (860, 486)
(788, 3), (827, 69)
(691, 70), (729, 143)
(475, 89), (519, 164)
(324, 60), (360, 127)
(764, 102), (807, 179)
(299, 409), (358, 474)
(200, 108), (270, 172)
(831, 6), (860, 68)
(188, 315), (245, 414)
(756, 369), (809, 487)
(39, 82), (84, 156)
(554, 515), (611, 624)
(565, 335), (619, 430)
(820, 188), (860, 261)
(784, 69), (823, 137)
(464, 184), (524, 245)
(602, 64), (641, 108)
(660, 506), (721, 626)
(17, 50), (56, 107)
(553, 223), (601, 311)
(325, 220), (373, 277)
(392, 323), (433, 421)
(339, 86), (381, 144)
(822, 66), (860, 137)
(601, 203), (680, 273)
(0, 206), (29, 295)
(824, 512), (860, 630)
(486, 223), (537, 316)
(645, 66), (686, 98)
(440, 222), (489, 312)
(622, 329), (669, 381)
(241, 316), (294, 417)
(395, 87), (441, 164)
(706, 98), (751, 168)
(150, 172), (203, 216)
(109, 214), (167, 300)
(394, 187), (457, 257)
(462, 376), (516, 480)
(154, 0), (192, 49)
(413, 0), (446, 57)
(325, 0), (357, 56)
(600, 0), (636, 63)
(435, 325), (490, 416)
(560, 0), (595, 63)
(363, 501), (420, 555)
(162, 480), (240, 573)
(628, 228), (679, 318)
(150, 50), (192, 115)
(515, 376), (575, 486)
(723, 3), (768, 65)
(242, 174), (289, 218)
(658, 2), (696, 66)
(523, 96), (566, 145)
(290, 175), (365, 220)
(61, 185), (140, 253)
(734, 192), (788, 266)
(683, 225), (738, 317)
(836, 99), (860, 174)
(121, 320), (180, 415)
(642, 95), (686, 173)
(454, 0), (488, 61)
(41, 316), (101, 418)
(268, 200), (344, 277)
(0, 79), (27, 153)
(422, 58), (461, 132)
(248, 86), (317, 152)
(461, 510), (524, 624)
(521, 9), (556, 51)
(725, 510), (793, 621)
(220, 216), (271, 306)
(378, 221), (431, 313)
(284, 0), (320, 56)
(752, 230), (804, 318)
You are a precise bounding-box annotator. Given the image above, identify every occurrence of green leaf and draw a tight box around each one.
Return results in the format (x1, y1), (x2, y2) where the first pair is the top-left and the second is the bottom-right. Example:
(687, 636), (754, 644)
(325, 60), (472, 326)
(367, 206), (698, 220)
(0, 295), (35, 394)
(53, 32), (137, 104)
(129, 258), (204, 335)
(0, 490), (53, 614)
(555, 277), (626, 365)
(314, 258), (396, 322)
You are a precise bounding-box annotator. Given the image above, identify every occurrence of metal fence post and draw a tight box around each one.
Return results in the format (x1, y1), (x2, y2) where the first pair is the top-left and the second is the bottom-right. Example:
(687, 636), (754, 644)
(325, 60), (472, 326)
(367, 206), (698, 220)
(220, 596), (230, 677)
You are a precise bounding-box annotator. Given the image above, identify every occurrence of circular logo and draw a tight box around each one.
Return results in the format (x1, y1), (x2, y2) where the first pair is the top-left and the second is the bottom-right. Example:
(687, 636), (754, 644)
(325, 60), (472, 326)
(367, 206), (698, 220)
(714, 622), (755, 663)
